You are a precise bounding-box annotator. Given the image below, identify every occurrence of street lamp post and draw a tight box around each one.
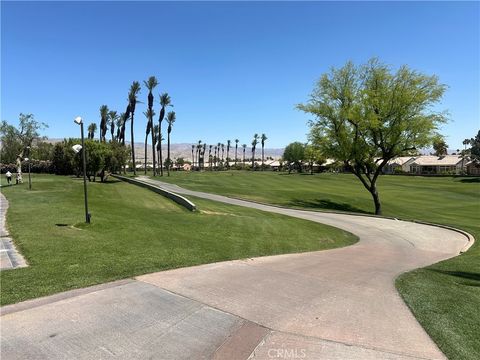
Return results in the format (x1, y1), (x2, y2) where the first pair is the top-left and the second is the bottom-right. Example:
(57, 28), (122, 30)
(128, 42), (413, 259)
(74, 116), (90, 223)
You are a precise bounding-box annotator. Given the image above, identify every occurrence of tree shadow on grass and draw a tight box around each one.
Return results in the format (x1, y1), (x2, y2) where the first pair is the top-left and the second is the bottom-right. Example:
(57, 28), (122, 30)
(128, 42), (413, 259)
(101, 179), (122, 184)
(288, 198), (370, 214)
(459, 178), (480, 183)
(430, 269), (480, 287)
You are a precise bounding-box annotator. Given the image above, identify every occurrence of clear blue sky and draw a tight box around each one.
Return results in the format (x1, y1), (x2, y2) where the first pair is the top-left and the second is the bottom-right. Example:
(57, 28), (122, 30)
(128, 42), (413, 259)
(2, 1), (479, 149)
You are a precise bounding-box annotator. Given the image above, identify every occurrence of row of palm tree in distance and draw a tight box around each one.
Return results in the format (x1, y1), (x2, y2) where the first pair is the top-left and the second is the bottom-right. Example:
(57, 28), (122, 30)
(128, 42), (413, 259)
(190, 133), (268, 170)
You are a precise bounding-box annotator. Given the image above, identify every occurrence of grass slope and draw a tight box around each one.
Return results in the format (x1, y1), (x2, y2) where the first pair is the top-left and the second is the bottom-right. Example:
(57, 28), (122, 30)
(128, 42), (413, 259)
(0, 175), (356, 306)
(156, 171), (480, 360)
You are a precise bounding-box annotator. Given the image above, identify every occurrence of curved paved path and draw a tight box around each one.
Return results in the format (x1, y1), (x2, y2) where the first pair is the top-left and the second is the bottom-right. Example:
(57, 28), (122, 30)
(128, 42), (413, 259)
(136, 176), (468, 359)
(1, 178), (469, 359)
(0, 192), (27, 270)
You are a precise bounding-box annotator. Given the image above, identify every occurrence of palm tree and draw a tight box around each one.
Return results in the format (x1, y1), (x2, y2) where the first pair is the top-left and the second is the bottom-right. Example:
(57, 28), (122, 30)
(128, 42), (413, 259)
(208, 145), (213, 170)
(87, 123), (97, 139)
(158, 93), (172, 176)
(214, 146), (218, 168)
(235, 139), (239, 165)
(197, 140), (202, 170)
(221, 143), (225, 163)
(120, 107), (130, 146)
(191, 145), (195, 167)
(144, 76), (159, 175)
(108, 111), (118, 142)
(242, 144), (247, 167)
(166, 111), (176, 176)
(143, 109), (155, 175)
(99, 105), (109, 142)
(153, 124), (159, 150)
(216, 142), (221, 169)
(128, 81), (141, 175)
(202, 143), (207, 170)
(153, 125), (163, 171)
(226, 140), (231, 168)
(115, 114), (124, 142)
(251, 134), (259, 169)
(261, 133), (267, 170)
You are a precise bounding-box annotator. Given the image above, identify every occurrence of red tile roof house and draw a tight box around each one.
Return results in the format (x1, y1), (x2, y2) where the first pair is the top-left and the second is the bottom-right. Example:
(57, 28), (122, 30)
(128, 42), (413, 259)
(408, 155), (467, 175)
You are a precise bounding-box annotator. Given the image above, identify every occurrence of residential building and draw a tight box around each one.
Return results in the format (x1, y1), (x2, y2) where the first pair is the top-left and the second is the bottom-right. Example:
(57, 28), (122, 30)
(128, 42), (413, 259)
(409, 155), (465, 175)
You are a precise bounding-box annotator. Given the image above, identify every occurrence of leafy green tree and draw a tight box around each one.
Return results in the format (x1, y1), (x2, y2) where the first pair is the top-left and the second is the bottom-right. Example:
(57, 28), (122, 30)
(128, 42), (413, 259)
(433, 138), (448, 156)
(304, 144), (325, 174)
(298, 58), (447, 214)
(105, 141), (129, 175)
(176, 157), (185, 167)
(52, 142), (74, 175)
(470, 130), (480, 160)
(31, 141), (54, 161)
(0, 114), (47, 179)
(283, 142), (305, 173)
(166, 111), (176, 176)
(128, 81), (141, 174)
(158, 93), (172, 176)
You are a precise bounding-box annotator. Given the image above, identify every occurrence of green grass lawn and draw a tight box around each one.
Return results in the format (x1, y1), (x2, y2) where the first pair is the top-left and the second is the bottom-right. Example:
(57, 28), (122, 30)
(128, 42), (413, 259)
(0, 174), (356, 306)
(155, 170), (480, 360)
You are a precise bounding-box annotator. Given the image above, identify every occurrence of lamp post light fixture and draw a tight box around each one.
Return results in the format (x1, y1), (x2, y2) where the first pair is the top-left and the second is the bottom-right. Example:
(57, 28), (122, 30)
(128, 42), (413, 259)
(73, 116), (90, 223)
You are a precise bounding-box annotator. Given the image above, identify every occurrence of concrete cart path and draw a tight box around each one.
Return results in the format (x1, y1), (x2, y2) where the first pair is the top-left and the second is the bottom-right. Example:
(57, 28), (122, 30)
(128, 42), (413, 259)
(136, 176), (469, 359)
(1, 178), (470, 359)
(0, 192), (27, 270)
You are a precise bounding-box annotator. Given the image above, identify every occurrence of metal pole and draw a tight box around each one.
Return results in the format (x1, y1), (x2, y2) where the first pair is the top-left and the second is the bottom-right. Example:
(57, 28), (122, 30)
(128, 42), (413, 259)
(80, 122), (90, 223)
(28, 161), (31, 190)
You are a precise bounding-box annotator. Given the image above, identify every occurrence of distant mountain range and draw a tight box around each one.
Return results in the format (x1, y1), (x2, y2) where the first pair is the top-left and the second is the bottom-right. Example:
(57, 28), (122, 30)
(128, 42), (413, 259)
(46, 139), (285, 161)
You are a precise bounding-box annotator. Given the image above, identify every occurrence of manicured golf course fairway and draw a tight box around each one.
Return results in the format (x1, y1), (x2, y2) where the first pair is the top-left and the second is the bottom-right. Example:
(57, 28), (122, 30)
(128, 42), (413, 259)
(155, 171), (480, 360)
(0, 175), (356, 306)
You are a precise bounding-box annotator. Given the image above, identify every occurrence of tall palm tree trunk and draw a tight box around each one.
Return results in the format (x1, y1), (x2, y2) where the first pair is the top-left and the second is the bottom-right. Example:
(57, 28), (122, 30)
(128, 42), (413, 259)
(167, 133), (171, 176)
(144, 133), (148, 175)
(151, 130), (156, 176)
(158, 137), (163, 176)
(131, 114), (136, 175)
(262, 145), (265, 170)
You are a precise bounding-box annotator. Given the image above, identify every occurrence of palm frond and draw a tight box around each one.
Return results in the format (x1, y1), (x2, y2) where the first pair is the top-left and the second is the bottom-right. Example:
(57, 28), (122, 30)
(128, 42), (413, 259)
(143, 76), (159, 91)
(159, 92), (172, 107)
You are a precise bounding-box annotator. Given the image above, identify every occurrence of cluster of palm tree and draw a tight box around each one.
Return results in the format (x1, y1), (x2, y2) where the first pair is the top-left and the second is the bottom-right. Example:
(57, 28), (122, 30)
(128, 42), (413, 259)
(87, 76), (176, 176)
(190, 133), (267, 171)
